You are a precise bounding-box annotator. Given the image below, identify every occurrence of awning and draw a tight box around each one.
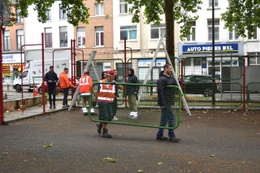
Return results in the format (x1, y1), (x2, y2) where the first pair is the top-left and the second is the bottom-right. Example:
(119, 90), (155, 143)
(3, 63), (24, 67)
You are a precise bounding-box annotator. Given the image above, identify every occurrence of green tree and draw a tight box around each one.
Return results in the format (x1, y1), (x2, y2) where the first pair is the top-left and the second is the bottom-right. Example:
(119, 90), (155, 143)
(6, 0), (90, 26)
(126, 0), (202, 66)
(221, 0), (260, 38)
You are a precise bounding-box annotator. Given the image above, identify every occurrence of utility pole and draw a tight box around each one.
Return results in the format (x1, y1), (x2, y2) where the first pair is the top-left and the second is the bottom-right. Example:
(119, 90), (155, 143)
(212, 0), (216, 105)
(0, 0), (10, 125)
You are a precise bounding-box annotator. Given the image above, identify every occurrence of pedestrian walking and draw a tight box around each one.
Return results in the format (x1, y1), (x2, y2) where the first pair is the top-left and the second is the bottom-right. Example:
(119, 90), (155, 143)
(156, 64), (180, 143)
(96, 70), (115, 138)
(126, 68), (139, 119)
(79, 69), (94, 114)
(59, 68), (76, 108)
(44, 66), (58, 109)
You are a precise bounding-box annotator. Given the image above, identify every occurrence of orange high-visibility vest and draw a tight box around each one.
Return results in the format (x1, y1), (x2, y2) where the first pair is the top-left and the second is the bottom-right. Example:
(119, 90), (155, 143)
(97, 79), (115, 103)
(79, 75), (93, 95)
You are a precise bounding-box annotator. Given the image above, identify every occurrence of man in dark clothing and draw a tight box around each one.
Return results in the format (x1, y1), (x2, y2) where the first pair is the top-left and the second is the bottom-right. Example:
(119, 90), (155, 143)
(45, 66), (58, 109)
(126, 68), (139, 119)
(156, 64), (180, 143)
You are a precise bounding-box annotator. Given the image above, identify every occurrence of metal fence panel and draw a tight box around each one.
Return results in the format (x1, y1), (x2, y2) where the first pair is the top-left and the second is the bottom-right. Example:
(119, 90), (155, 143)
(87, 83), (182, 130)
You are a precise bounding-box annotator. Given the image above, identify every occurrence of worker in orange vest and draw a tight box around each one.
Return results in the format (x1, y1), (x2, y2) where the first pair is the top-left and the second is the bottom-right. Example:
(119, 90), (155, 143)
(96, 70), (115, 138)
(59, 67), (76, 108)
(79, 70), (94, 114)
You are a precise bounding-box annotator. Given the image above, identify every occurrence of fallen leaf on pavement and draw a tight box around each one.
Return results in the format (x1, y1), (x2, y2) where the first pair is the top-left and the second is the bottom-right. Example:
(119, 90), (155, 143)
(43, 143), (53, 148)
(103, 157), (116, 163)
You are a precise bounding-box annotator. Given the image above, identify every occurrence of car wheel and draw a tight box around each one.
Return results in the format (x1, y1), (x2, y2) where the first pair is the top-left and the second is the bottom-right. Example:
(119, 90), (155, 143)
(38, 88), (42, 95)
(203, 88), (212, 97)
(15, 85), (22, 93)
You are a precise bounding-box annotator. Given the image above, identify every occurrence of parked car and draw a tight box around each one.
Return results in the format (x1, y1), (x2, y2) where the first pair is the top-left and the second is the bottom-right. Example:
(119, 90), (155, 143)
(37, 78), (78, 95)
(179, 75), (221, 97)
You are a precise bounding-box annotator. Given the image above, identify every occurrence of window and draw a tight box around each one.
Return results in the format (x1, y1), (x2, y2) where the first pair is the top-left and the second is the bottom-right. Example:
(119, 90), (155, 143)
(77, 27), (85, 47)
(44, 28), (52, 48)
(120, 0), (129, 14)
(208, 19), (219, 41)
(194, 58), (201, 66)
(187, 21), (196, 41)
(59, 4), (67, 19)
(248, 52), (260, 65)
(120, 26), (137, 40)
(46, 10), (51, 20)
(21, 70), (28, 78)
(16, 30), (24, 50)
(4, 30), (10, 50)
(248, 27), (257, 40)
(229, 27), (238, 40)
(95, 26), (104, 47)
(184, 58), (191, 66)
(151, 23), (166, 39)
(95, 3), (104, 16)
(209, 0), (218, 8)
(16, 8), (22, 23)
(60, 26), (68, 47)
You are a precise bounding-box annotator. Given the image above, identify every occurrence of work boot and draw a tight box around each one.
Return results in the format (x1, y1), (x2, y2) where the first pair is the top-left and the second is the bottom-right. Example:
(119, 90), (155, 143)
(156, 136), (169, 141)
(102, 129), (112, 138)
(169, 137), (181, 143)
(96, 123), (102, 134)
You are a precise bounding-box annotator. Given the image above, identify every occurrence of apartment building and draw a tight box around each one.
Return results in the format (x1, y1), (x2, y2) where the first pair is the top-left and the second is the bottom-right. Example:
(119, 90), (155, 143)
(113, 0), (179, 82)
(24, 1), (74, 63)
(21, 0), (179, 81)
(2, 1), (25, 80)
(75, 0), (114, 79)
(178, 0), (260, 80)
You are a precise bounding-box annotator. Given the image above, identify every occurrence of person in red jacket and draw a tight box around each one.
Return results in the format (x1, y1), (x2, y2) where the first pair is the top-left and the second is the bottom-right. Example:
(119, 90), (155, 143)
(59, 68), (76, 108)
(79, 70), (94, 114)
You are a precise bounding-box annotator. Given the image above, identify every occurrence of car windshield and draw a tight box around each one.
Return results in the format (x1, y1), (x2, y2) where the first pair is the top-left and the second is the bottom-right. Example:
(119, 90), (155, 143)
(184, 76), (192, 80)
(184, 75), (212, 81)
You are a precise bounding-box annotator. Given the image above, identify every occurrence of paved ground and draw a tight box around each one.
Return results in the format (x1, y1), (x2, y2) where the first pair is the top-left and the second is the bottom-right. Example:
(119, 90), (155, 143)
(0, 108), (259, 173)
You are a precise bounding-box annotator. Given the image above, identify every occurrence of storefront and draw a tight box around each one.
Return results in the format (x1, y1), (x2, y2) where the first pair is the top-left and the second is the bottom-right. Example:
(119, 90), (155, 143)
(137, 58), (166, 82)
(178, 42), (243, 77)
(2, 53), (25, 81)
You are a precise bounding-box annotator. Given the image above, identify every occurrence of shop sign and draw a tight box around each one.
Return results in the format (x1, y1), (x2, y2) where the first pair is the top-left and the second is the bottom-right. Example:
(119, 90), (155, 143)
(182, 43), (239, 54)
(138, 59), (166, 67)
(2, 54), (24, 63)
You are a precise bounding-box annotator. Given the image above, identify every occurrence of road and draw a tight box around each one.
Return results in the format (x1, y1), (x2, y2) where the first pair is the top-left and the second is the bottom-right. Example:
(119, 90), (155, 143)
(0, 109), (259, 173)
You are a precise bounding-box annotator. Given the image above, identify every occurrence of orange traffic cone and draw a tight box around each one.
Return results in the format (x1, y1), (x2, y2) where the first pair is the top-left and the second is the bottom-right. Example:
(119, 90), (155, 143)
(33, 90), (39, 97)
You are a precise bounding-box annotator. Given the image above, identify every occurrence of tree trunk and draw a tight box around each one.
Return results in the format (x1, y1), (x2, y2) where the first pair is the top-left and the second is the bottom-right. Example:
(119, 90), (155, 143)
(164, 0), (175, 68)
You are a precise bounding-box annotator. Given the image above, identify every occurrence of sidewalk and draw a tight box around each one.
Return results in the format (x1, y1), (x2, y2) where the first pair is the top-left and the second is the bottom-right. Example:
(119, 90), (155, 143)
(3, 100), (70, 123)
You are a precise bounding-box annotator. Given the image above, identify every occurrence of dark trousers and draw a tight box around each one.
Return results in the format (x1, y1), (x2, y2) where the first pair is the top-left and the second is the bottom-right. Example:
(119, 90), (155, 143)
(62, 88), (69, 106)
(48, 89), (56, 106)
(112, 97), (118, 116)
(156, 105), (176, 138)
(98, 103), (113, 121)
